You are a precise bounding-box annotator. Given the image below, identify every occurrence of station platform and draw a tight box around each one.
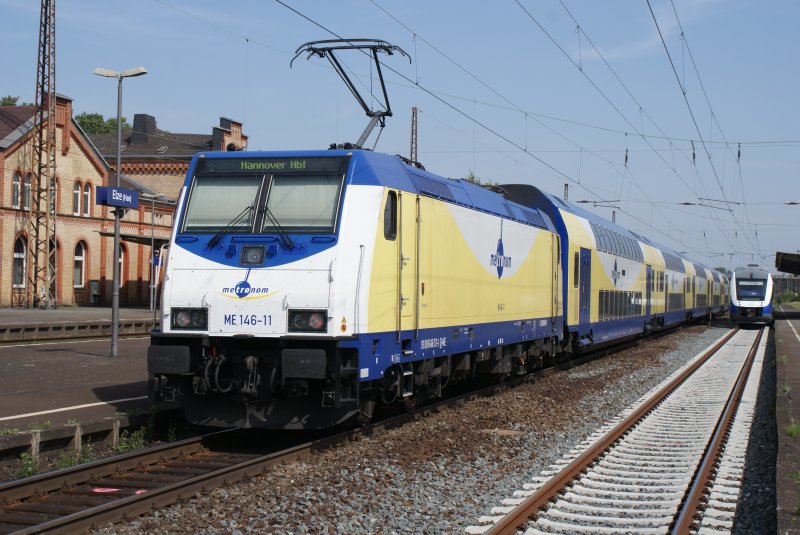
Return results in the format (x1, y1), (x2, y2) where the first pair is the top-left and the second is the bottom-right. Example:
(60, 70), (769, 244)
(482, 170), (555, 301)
(775, 303), (800, 533)
(0, 306), (169, 459)
(0, 306), (157, 342)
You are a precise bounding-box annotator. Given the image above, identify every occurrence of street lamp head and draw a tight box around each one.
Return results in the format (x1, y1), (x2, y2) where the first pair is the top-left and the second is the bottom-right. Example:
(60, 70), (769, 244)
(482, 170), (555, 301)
(121, 66), (148, 78)
(93, 66), (148, 79)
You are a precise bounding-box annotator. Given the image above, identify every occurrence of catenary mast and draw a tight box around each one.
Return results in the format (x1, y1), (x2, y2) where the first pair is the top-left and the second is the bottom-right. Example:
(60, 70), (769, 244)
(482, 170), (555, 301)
(28, 0), (57, 308)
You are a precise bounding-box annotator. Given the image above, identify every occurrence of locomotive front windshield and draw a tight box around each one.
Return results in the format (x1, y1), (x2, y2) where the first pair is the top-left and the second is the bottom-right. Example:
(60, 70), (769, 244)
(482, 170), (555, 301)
(736, 278), (768, 300)
(183, 175), (260, 232)
(181, 156), (349, 234)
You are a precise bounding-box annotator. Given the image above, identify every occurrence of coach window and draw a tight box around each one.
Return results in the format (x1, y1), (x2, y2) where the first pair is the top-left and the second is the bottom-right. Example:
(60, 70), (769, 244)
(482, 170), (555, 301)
(573, 252), (579, 288)
(384, 191), (397, 240)
(73, 241), (86, 288)
(83, 184), (91, 216)
(73, 182), (81, 215)
(12, 172), (21, 209)
(13, 237), (27, 288)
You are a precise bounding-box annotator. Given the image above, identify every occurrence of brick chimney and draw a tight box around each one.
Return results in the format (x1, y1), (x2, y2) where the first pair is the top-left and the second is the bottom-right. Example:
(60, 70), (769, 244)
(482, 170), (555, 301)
(131, 113), (157, 145)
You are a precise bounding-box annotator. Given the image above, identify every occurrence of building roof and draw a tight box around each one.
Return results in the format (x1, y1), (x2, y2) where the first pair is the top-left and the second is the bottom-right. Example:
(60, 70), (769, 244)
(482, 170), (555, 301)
(89, 113), (244, 160)
(0, 105), (36, 150)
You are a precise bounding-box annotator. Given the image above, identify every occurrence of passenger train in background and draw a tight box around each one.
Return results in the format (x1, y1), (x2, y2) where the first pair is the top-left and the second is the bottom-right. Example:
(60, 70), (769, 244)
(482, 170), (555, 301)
(148, 149), (731, 429)
(730, 265), (774, 325)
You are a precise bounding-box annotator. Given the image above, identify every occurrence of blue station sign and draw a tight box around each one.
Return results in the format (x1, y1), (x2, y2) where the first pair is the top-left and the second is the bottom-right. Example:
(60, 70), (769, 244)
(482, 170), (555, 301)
(96, 186), (139, 209)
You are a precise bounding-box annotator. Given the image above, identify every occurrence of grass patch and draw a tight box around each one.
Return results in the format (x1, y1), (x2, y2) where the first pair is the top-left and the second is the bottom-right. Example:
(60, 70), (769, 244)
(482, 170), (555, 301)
(167, 421), (178, 443)
(115, 427), (147, 453)
(27, 421), (53, 431)
(56, 442), (95, 468)
(16, 452), (39, 478)
(781, 382), (792, 395)
(0, 427), (20, 436)
(785, 421), (800, 438)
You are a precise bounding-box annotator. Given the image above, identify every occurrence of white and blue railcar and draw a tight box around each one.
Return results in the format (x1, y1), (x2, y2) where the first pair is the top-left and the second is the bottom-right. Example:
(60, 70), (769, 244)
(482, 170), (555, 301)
(730, 265), (774, 325)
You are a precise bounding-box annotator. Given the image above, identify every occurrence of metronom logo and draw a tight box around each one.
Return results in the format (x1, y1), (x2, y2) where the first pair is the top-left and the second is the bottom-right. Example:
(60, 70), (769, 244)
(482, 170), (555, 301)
(222, 280), (270, 299)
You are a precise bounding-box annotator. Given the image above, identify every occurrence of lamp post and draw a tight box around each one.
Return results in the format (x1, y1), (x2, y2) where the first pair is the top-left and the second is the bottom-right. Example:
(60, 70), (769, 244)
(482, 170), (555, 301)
(94, 66), (147, 357)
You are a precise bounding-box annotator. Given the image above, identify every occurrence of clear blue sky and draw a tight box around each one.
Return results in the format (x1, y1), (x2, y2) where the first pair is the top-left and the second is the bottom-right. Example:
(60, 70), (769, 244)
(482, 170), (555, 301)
(2, 0), (798, 273)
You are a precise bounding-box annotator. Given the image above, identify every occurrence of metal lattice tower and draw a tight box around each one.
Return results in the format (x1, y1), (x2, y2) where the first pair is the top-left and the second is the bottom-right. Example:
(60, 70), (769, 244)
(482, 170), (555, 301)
(28, 0), (57, 308)
(409, 106), (418, 163)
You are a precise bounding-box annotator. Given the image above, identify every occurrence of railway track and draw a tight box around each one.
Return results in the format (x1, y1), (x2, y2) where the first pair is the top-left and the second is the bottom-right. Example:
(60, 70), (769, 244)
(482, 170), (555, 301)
(469, 326), (766, 534)
(0, 431), (272, 534)
(0, 370), (546, 534)
(0, 325), (706, 534)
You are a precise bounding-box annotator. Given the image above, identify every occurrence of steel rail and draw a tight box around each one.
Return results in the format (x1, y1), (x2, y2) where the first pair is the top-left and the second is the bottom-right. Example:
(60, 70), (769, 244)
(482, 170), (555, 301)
(484, 327), (740, 535)
(8, 439), (317, 534)
(0, 377), (518, 534)
(0, 433), (211, 504)
(671, 326), (764, 533)
(0, 325), (704, 534)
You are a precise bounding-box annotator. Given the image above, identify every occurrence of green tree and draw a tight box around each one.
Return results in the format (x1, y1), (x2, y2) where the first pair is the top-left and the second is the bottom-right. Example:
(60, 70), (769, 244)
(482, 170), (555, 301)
(75, 112), (130, 134)
(0, 96), (33, 106)
(464, 170), (497, 187)
(714, 266), (732, 279)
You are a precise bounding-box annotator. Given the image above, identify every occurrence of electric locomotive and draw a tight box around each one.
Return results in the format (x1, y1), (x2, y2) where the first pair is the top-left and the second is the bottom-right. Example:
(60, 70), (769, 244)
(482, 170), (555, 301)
(730, 264), (774, 324)
(148, 150), (564, 428)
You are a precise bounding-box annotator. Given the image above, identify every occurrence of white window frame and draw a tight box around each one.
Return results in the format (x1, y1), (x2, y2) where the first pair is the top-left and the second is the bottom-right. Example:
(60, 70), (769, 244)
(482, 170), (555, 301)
(118, 245), (125, 288)
(73, 241), (86, 288)
(73, 182), (81, 215)
(12, 173), (21, 209)
(13, 237), (27, 288)
(23, 174), (31, 210)
(82, 183), (91, 216)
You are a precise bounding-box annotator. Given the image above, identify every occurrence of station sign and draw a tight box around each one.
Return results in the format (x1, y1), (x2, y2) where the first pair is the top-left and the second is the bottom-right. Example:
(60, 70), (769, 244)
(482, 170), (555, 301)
(96, 186), (139, 209)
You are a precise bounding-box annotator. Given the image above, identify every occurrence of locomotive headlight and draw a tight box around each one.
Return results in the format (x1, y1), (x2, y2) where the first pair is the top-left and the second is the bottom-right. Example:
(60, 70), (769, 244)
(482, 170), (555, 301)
(240, 245), (265, 266)
(171, 307), (208, 330)
(288, 309), (328, 332)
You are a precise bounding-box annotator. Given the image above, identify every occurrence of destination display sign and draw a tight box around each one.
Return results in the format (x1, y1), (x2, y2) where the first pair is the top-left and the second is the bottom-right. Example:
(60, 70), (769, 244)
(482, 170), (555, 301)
(96, 186), (139, 209)
(195, 156), (349, 175)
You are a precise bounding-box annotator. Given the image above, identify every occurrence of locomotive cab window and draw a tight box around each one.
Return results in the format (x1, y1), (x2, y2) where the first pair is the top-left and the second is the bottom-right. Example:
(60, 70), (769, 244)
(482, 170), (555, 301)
(263, 173), (342, 232)
(183, 175), (261, 233)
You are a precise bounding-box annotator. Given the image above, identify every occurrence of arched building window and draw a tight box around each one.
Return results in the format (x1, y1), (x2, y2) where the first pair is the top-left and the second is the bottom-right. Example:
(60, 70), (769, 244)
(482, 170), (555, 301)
(12, 173), (21, 209)
(23, 174), (32, 210)
(73, 182), (81, 215)
(73, 241), (86, 288)
(49, 178), (57, 214)
(13, 237), (27, 288)
(83, 184), (91, 216)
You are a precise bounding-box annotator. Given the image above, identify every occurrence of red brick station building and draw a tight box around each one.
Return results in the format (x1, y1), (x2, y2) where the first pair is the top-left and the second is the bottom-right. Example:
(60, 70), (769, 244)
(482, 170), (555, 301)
(0, 94), (247, 307)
